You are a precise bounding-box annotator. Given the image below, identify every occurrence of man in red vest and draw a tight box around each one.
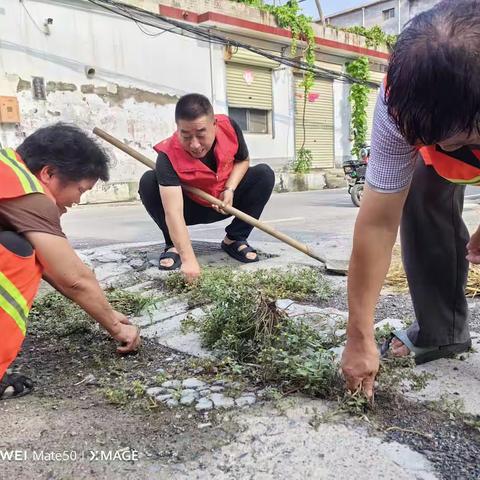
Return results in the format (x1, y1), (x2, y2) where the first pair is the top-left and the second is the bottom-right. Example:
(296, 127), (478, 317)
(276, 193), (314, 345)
(0, 123), (140, 400)
(342, 0), (480, 397)
(139, 94), (275, 282)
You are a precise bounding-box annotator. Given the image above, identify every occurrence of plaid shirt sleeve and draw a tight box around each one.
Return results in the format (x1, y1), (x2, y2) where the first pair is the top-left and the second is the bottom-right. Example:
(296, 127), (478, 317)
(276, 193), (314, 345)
(365, 84), (418, 193)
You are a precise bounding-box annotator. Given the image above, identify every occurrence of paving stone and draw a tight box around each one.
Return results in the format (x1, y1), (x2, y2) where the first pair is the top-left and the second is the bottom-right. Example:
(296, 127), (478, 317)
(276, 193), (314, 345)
(379, 442), (437, 479)
(180, 389), (198, 397)
(95, 252), (126, 263)
(146, 387), (164, 397)
(276, 300), (348, 329)
(235, 396), (256, 407)
(129, 258), (145, 269)
(180, 394), (197, 406)
(195, 398), (213, 412)
(210, 386), (224, 393)
(140, 306), (211, 358)
(182, 378), (206, 389)
(198, 389), (211, 397)
(210, 393), (235, 409)
(155, 394), (173, 402)
(143, 267), (170, 280)
(162, 380), (181, 389)
(94, 262), (132, 282)
(166, 398), (179, 408)
(375, 318), (405, 332)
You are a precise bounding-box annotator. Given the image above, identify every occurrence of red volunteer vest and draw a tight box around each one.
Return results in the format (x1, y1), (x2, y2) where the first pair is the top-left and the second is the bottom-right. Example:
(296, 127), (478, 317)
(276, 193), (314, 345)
(153, 114), (239, 207)
(419, 146), (480, 185)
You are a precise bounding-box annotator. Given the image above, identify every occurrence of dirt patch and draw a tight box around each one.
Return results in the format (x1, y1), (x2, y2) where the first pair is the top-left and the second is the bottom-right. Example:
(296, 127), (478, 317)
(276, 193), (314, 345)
(1, 330), (239, 479)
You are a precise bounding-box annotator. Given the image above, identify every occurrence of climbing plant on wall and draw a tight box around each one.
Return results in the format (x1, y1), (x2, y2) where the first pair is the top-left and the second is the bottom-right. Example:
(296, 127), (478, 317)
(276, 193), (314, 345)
(343, 25), (397, 50)
(233, 0), (316, 173)
(233, 0), (315, 90)
(345, 56), (370, 158)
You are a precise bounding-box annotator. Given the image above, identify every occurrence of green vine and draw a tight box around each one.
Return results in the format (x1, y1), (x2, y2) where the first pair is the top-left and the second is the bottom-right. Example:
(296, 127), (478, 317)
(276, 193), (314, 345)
(233, 0), (315, 91)
(343, 25), (397, 50)
(233, 1), (316, 173)
(346, 56), (370, 158)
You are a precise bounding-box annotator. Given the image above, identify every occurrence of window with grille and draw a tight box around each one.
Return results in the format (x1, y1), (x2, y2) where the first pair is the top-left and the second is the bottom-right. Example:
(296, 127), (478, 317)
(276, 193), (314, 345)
(226, 62), (272, 135)
(382, 8), (395, 20)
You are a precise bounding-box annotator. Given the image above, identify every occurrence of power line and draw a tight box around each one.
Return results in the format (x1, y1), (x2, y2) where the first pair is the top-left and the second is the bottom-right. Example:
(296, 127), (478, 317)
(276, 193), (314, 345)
(85, 0), (382, 89)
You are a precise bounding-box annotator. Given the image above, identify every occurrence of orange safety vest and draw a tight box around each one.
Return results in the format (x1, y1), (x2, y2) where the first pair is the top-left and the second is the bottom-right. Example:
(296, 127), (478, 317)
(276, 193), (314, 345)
(153, 114), (239, 207)
(0, 148), (47, 379)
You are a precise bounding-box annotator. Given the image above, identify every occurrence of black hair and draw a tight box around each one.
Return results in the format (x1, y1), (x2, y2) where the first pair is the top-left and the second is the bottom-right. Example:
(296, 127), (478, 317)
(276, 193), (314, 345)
(175, 93), (214, 122)
(17, 123), (110, 182)
(386, 0), (480, 145)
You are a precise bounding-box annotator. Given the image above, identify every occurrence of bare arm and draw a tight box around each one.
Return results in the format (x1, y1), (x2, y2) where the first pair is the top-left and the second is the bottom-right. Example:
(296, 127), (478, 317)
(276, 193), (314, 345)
(342, 185), (409, 396)
(160, 185), (200, 281)
(348, 185), (409, 337)
(25, 232), (140, 352)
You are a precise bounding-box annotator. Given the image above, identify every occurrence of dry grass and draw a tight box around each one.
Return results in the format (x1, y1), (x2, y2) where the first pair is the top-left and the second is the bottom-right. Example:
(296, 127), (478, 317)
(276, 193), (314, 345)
(385, 246), (480, 298)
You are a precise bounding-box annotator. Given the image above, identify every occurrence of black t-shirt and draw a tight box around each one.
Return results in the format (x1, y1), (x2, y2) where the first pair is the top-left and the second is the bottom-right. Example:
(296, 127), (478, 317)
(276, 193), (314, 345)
(155, 117), (249, 187)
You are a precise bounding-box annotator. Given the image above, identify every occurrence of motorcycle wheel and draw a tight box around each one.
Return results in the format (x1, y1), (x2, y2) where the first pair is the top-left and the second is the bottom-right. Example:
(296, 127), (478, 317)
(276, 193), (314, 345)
(350, 183), (364, 207)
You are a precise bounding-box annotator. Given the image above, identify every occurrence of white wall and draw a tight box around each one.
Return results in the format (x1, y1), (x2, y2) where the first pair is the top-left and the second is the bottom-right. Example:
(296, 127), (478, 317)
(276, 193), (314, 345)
(0, 0), (295, 201)
(333, 79), (352, 167)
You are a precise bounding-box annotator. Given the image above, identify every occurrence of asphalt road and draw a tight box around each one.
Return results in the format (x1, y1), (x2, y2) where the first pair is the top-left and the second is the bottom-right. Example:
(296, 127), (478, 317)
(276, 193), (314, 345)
(62, 188), (359, 249)
(62, 185), (480, 250)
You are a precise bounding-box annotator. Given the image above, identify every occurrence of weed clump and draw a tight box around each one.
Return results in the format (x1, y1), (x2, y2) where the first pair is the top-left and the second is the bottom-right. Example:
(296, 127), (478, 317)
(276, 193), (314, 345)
(29, 289), (156, 338)
(168, 266), (341, 397)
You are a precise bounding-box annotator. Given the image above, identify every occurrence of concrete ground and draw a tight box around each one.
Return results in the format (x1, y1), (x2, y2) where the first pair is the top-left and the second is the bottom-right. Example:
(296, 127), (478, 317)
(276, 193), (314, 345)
(2, 188), (480, 479)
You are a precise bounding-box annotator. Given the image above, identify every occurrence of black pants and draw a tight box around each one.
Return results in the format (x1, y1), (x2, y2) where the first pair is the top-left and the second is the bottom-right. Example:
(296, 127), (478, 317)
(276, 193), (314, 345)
(139, 164), (275, 248)
(401, 160), (470, 347)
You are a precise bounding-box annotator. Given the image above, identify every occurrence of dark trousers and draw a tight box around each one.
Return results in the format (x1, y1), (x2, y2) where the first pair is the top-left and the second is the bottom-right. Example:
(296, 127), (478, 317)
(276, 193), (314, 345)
(401, 159), (470, 347)
(139, 164), (275, 248)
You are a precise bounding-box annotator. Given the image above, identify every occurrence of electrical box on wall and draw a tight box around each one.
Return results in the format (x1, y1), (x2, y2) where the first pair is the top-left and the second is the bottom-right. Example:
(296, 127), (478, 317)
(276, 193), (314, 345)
(0, 96), (20, 123)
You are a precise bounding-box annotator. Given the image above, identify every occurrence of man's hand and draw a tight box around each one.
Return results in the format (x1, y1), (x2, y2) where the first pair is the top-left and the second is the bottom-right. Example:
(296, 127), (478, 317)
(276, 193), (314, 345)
(181, 257), (201, 283)
(341, 337), (379, 399)
(467, 227), (480, 263)
(214, 189), (234, 215)
(109, 311), (141, 354)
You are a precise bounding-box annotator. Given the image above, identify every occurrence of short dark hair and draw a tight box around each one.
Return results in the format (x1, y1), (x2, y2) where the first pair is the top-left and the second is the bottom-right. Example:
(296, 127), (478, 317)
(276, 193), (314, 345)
(175, 93), (214, 122)
(386, 0), (480, 145)
(17, 123), (110, 182)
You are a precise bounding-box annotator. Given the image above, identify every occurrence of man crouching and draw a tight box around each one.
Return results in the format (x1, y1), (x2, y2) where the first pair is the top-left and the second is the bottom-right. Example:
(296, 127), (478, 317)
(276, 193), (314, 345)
(139, 94), (275, 282)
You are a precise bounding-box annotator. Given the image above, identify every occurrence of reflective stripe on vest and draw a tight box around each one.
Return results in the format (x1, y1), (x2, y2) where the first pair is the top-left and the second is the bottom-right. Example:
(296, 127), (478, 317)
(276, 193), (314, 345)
(0, 148), (44, 195)
(0, 272), (29, 336)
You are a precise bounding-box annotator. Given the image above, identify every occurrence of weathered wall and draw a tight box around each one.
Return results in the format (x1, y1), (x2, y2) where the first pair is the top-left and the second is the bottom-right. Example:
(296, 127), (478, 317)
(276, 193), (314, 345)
(0, 0), (295, 202)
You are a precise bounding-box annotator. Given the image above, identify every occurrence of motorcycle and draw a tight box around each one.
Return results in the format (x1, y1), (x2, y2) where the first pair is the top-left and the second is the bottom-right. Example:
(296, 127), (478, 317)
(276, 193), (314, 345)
(342, 146), (370, 207)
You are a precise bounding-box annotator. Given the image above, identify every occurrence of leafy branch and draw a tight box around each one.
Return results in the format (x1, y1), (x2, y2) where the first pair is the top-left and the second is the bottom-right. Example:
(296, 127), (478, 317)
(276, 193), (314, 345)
(346, 56), (370, 158)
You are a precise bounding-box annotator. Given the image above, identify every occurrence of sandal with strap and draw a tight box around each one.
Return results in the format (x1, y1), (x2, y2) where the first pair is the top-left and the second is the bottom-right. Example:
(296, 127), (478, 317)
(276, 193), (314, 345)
(221, 240), (259, 263)
(380, 329), (472, 365)
(158, 248), (182, 271)
(0, 373), (34, 400)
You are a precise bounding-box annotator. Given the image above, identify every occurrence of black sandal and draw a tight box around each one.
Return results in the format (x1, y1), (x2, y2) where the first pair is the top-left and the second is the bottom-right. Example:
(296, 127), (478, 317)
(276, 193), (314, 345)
(221, 240), (259, 263)
(158, 248), (182, 271)
(0, 373), (34, 400)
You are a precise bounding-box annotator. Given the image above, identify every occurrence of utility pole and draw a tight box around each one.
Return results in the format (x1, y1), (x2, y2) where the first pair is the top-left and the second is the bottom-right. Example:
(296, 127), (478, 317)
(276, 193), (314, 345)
(314, 0), (325, 25)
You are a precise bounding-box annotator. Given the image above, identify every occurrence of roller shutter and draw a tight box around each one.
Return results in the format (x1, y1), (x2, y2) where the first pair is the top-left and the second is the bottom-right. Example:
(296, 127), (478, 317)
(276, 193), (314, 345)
(294, 75), (334, 168)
